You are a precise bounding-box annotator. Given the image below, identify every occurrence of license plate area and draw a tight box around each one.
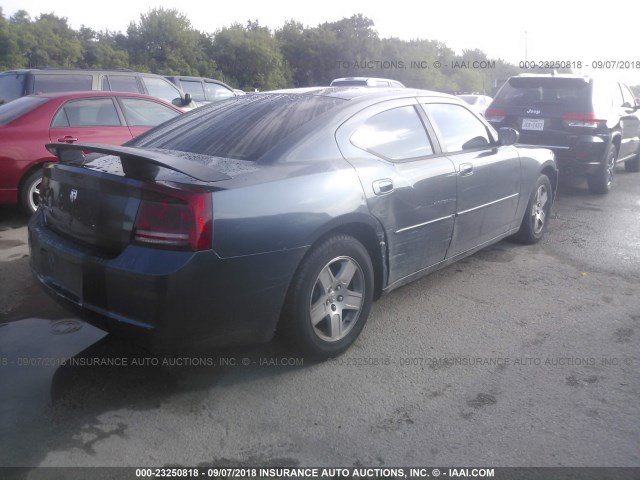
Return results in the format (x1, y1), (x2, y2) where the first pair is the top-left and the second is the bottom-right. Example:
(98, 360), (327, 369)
(41, 248), (83, 301)
(522, 118), (545, 131)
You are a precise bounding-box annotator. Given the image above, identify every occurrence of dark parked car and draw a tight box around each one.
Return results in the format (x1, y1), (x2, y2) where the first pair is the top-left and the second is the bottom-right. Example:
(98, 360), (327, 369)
(485, 74), (640, 193)
(165, 75), (236, 106)
(0, 91), (182, 215)
(0, 68), (194, 109)
(29, 88), (557, 358)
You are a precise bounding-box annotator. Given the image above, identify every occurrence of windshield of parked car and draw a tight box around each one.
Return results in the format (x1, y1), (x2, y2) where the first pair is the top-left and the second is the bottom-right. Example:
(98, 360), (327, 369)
(130, 94), (345, 161)
(493, 77), (590, 108)
(0, 95), (48, 125)
(331, 80), (367, 86)
(0, 73), (26, 105)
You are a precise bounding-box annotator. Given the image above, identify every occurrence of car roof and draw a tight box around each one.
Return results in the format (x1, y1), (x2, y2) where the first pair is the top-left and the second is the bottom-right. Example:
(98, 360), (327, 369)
(331, 77), (402, 82)
(27, 90), (183, 107)
(269, 86), (455, 102)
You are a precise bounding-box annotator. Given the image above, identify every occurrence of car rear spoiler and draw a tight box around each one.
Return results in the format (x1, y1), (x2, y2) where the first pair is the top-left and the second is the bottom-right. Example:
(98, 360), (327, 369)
(45, 143), (231, 182)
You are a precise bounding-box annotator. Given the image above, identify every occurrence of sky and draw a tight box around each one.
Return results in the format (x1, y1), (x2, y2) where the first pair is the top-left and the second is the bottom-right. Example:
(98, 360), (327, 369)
(3, 0), (640, 85)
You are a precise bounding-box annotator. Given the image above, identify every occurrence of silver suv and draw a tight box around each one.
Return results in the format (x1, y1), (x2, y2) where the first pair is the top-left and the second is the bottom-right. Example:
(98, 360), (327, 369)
(0, 68), (194, 109)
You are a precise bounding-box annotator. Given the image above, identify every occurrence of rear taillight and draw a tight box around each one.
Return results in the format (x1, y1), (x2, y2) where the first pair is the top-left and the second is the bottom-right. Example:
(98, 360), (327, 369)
(133, 188), (212, 251)
(485, 108), (506, 122)
(562, 112), (604, 128)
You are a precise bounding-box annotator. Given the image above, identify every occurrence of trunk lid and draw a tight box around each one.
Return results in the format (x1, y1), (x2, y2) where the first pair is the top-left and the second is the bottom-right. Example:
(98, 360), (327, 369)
(40, 143), (252, 254)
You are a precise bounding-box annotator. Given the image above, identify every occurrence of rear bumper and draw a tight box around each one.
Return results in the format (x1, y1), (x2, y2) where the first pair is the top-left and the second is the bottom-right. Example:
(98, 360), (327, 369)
(518, 134), (609, 176)
(28, 211), (306, 352)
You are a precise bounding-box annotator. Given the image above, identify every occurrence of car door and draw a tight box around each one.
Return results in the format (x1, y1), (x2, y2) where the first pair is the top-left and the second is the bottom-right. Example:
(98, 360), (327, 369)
(117, 97), (182, 137)
(49, 97), (133, 145)
(617, 83), (640, 160)
(336, 98), (457, 286)
(420, 101), (521, 258)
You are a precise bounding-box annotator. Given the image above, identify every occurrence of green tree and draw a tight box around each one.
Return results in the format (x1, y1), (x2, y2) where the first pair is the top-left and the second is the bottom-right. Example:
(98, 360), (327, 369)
(211, 21), (291, 91)
(126, 8), (218, 76)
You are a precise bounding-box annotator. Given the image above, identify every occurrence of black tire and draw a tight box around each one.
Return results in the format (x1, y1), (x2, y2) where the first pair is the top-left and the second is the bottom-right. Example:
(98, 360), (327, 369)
(281, 235), (374, 359)
(624, 149), (640, 173)
(587, 144), (616, 194)
(512, 174), (552, 245)
(19, 168), (44, 216)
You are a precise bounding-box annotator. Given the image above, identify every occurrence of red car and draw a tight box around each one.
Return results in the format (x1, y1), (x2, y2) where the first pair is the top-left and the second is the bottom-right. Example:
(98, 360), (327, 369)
(0, 91), (183, 215)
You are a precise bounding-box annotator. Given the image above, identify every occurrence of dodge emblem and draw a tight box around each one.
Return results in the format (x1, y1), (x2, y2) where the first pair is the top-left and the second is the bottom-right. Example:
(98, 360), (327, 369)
(70, 189), (78, 203)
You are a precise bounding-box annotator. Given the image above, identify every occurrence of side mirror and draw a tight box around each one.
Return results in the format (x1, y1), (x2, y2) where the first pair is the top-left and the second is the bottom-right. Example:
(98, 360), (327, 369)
(182, 93), (192, 106)
(498, 127), (519, 146)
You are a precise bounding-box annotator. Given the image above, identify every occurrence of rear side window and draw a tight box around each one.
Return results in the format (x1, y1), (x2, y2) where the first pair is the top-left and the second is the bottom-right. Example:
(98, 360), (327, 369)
(494, 77), (590, 110)
(131, 94), (344, 161)
(0, 96), (48, 125)
(351, 106), (433, 161)
(51, 98), (122, 127)
(0, 73), (26, 104)
(106, 75), (140, 93)
(119, 98), (180, 126)
(424, 103), (491, 152)
(33, 74), (93, 94)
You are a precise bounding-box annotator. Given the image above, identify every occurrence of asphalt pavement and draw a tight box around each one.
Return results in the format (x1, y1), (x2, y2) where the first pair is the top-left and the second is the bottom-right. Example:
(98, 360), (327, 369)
(0, 170), (638, 471)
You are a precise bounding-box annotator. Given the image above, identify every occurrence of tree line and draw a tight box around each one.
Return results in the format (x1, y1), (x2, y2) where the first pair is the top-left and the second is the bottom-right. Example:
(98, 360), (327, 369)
(2, 7), (633, 95)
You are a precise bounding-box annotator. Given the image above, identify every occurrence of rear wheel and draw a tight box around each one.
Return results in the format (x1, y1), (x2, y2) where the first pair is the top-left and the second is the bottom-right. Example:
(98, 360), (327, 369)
(19, 168), (44, 216)
(281, 235), (374, 358)
(587, 144), (616, 194)
(512, 174), (552, 244)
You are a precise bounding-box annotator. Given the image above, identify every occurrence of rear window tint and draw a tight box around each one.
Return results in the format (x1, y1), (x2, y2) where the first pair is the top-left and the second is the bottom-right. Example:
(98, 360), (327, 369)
(131, 94), (344, 161)
(0, 96), (48, 125)
(33, 74), (93, 93)
(494, 77), (591, 109)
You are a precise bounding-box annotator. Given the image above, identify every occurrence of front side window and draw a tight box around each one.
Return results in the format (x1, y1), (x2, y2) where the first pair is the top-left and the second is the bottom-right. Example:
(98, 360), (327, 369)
(51, 98), (121, 127)
(180, 80), (206, 102)
(33, 74), (92, 94)
(119, 98), (180, 127)
(142, 77), (182, 103)
(351, 106), (434, 161)
(424, 103), (491, 152)
(204, 82), (234, 101)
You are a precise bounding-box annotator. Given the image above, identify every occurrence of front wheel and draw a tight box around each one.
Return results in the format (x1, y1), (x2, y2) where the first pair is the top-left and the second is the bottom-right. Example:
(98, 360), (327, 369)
(281, 235), (374, 358)
(512, 174), (552, 244)
(19, 168), (44, 216)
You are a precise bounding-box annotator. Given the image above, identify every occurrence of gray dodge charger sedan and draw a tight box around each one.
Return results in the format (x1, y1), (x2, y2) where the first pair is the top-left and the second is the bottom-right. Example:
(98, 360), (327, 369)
(28, 87), (557, 358)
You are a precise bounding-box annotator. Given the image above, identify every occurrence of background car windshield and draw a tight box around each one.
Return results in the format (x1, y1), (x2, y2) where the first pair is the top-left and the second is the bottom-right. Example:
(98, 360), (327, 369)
(0, 96), (48, 125)
(0, 73), (25, 104)
(131, 94), (344, 161)
(458, 95), (479, 105)
(493, 77), (590, 108)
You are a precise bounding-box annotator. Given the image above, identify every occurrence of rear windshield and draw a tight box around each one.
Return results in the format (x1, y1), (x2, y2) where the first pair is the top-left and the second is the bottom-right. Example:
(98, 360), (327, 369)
(0, 96), (48, 125)
(0, 73), (26, 104)
(130, 94), (344, 161)
(493, 77), (591, 109)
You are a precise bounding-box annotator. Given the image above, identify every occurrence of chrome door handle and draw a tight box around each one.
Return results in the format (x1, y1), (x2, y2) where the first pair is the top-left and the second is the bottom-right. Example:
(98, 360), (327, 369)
(459, 163), (474, 176)
(372, 179), (394, 195)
